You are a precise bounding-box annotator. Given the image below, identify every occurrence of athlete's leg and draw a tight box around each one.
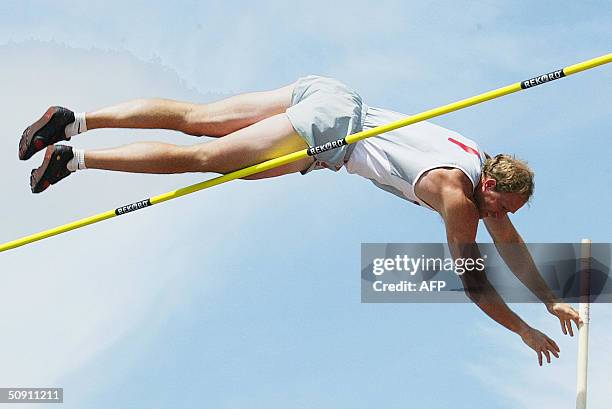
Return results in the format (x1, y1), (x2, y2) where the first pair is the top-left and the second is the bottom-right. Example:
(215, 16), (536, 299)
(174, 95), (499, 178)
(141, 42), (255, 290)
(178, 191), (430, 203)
(20, 82), (296, 161)
(85, 82), (296, 137)
(83, 113), (313, 178)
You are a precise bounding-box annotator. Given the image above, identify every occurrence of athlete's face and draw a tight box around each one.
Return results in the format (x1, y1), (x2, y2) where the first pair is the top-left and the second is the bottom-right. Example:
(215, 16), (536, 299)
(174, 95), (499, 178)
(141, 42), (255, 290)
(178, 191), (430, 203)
(476, 178), (527, 219)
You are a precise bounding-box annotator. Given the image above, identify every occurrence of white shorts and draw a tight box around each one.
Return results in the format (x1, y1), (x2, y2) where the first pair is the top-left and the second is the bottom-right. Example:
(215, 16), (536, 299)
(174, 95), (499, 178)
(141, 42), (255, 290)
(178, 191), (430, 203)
(285, 75), (364, 174)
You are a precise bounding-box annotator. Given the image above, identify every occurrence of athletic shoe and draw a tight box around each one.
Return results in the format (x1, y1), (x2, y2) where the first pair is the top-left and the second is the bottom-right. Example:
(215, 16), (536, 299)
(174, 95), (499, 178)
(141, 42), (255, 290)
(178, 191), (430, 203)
(30, 145), (74, 193)
(19, 106), (75, 160)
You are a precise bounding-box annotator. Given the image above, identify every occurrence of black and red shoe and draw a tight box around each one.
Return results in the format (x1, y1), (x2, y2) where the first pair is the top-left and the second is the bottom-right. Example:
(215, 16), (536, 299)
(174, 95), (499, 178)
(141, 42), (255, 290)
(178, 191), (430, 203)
(19, 106), (75, 160)
(30, 145), (74, 193)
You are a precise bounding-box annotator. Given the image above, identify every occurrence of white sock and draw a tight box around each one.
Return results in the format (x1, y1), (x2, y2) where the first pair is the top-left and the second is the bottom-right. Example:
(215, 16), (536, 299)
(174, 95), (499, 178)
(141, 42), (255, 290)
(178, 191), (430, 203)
(64, 112), (88, 139)
(67, 149), (87, 172)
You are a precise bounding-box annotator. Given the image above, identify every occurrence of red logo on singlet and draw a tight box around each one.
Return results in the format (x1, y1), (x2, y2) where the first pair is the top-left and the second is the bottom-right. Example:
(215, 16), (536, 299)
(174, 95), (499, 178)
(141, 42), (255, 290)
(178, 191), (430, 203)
(448, 137), (480, 158)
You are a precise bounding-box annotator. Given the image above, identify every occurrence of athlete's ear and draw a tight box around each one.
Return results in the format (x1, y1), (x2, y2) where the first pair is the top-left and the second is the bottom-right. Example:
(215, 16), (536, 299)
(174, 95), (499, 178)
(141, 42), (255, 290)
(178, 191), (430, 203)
(483, 178), (497, 191)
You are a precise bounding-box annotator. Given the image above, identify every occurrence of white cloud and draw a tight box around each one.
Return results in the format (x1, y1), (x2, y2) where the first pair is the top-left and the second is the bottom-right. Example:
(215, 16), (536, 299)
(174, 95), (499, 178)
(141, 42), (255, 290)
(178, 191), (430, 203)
(0, 40), (238, 387)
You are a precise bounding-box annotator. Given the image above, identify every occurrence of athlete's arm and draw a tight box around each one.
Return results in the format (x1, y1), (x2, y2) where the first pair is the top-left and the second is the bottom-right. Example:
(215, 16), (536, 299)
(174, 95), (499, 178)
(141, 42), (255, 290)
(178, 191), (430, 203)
(416, 170), (526, 330)
(436, 188), (560, 365)
(484, 215), (582, 335)
(439, 191), (528, 334)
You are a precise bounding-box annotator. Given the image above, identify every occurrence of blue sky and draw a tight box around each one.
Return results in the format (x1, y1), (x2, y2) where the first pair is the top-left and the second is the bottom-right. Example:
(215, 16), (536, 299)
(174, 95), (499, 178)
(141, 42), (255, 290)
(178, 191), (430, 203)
(0, 1), (610, 408)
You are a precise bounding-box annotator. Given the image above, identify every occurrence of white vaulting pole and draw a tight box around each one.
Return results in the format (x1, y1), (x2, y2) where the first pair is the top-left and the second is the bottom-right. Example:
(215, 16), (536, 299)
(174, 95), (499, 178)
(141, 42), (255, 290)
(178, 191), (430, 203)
(576, 238), (591, 409)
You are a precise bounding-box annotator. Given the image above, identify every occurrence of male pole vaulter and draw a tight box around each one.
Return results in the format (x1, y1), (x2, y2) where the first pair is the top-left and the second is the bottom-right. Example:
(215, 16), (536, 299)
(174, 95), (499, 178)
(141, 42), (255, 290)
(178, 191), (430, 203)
(20, 75), (581, 365)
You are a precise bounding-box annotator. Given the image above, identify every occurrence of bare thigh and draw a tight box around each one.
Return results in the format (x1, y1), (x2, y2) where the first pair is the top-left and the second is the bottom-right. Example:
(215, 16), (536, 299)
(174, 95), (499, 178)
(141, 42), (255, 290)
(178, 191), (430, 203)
(186, 82), (297, 137)
(85, 81), (297, 138)
(198, 112), (313, 179)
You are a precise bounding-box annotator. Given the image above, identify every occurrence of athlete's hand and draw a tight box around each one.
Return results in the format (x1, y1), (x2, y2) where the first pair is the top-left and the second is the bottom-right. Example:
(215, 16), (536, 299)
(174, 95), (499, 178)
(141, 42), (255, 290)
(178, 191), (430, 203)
(519, 327), (560, 366)
(547, 302), (582, 336)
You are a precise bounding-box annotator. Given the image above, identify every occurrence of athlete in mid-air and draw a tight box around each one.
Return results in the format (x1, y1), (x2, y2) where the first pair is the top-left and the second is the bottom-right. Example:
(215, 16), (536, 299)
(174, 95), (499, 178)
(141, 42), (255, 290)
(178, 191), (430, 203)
(19, 76), (582, 365)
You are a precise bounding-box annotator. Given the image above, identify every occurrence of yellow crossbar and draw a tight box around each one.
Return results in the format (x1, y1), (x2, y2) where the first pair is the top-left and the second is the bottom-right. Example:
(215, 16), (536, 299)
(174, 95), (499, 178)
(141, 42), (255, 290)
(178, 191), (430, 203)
(1, 53), (610, 253)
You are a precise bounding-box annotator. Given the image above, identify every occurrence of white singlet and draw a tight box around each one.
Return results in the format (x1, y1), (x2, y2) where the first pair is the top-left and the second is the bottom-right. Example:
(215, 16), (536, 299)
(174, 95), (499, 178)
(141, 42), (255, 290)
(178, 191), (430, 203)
(345, 105), (487, 211)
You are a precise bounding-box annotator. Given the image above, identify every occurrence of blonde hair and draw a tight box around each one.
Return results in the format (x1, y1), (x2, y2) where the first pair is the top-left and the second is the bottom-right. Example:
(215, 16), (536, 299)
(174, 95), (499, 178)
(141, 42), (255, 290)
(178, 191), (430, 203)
(482, 154), (534, 198)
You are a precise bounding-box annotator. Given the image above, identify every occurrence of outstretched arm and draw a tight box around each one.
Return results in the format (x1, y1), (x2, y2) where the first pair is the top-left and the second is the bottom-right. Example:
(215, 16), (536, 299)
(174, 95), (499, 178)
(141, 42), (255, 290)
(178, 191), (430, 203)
(484, 215), (581, 335)
(441, 196), (519, 330)
(453, 241), (560, 366)
(440, 191), (560, 365)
